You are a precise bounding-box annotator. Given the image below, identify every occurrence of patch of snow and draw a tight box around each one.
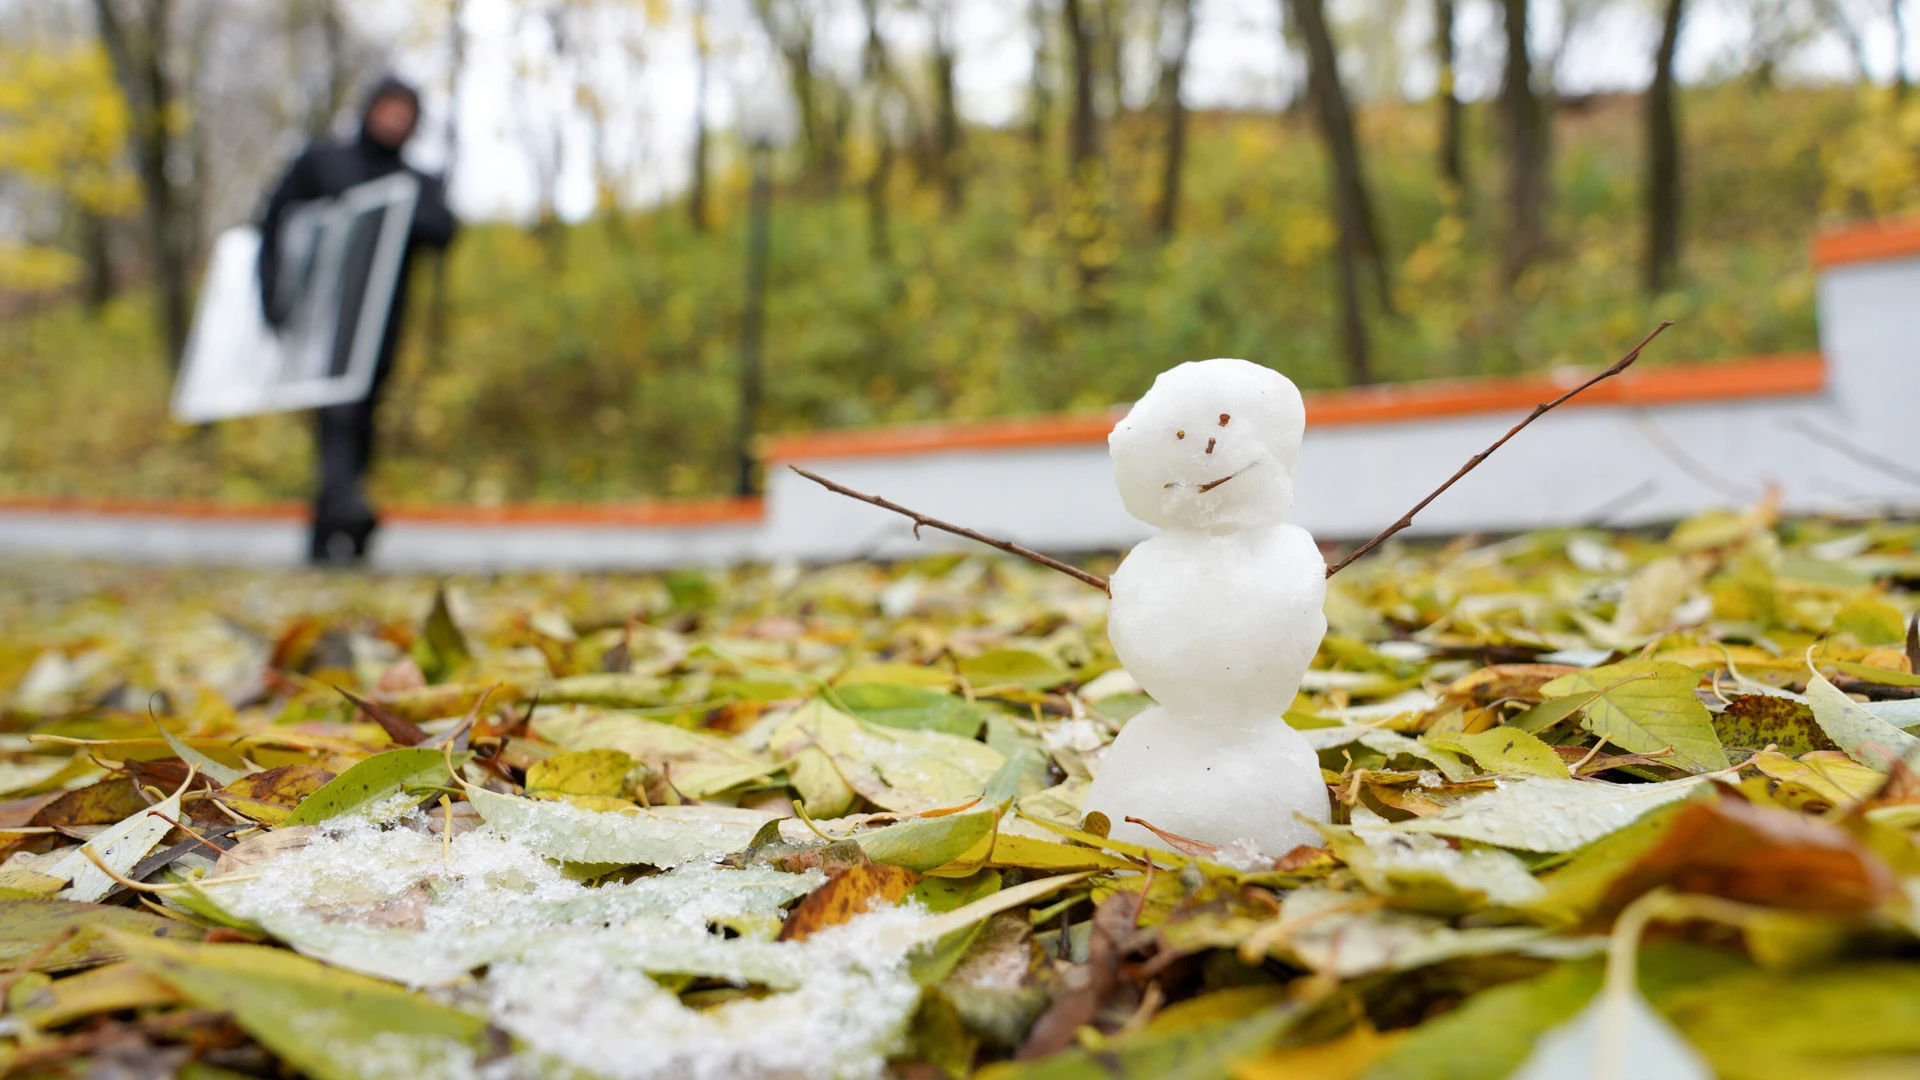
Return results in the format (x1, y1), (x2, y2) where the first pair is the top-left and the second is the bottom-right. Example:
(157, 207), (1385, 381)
(203, 813), (922, 1079)
(486, 904), (926, 1080)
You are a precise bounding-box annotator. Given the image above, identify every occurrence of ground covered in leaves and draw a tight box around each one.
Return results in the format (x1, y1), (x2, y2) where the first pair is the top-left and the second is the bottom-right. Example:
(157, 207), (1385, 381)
(4, 510), (1920, 1079)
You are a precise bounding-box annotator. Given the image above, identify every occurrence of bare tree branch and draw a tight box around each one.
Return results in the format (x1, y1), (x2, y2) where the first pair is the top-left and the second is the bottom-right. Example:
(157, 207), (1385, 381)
(788, 466), (1112, 595)
(1324, 321), (1675, 577)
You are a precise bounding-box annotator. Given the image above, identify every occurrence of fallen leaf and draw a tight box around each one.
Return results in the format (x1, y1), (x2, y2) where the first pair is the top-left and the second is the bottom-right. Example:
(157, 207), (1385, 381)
(1541, 661), (1730, 772)
(0, 900), (204, 973)
(1714, 693), (1836, 754)
(1392, 775), (1716, 853)
(281, 747), (462, 828)
(1429, 725), (1570, 779)
(1600, 795), (1898, 914)
(1803, 666), (1920, 771)
(44, 782), (186, 901)
(216, 764), (336, 825)
(778, 862), (920, 941)
(114, 932), (494, 1080)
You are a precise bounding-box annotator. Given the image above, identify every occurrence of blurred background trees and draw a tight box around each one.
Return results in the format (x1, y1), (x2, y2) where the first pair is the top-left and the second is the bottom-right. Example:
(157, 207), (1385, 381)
(1, 0), (1916, 504)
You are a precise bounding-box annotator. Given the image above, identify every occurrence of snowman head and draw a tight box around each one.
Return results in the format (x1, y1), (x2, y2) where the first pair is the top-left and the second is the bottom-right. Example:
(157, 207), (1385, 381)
(1109, 358), (1305, 532)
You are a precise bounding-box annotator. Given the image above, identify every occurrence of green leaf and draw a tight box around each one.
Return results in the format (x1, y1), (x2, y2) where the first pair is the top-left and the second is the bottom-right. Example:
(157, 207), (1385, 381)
(1506, 692), (1596, 734)
(834, 682), (986, 738)
(281, 748), (462, 828)
(155, 721), (249, 786)
(465, 786), (769, 866)
(1429, 726), (1570, 779)
(1664, 963), (1920, 1078)
(957, 649), (1071, 692)
(413, 585), (472, 684)
(769, 698), (1006, 814)
(1523, 803), (1690, 926)
(1540, 661), (1730, 771)
(0, 899), (203, 973)
(1802, 666), (1920, 771)
(853, 809), (997, 871)
(1831, 595), (1908, 646)
(1392, 775), (1715, 853)
(1366, 962), (1602, 1080)
(113, 933), (492, 1080)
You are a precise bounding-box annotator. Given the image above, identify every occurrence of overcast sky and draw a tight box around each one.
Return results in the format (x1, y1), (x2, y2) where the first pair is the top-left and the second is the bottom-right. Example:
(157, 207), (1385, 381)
(363, 0), (1910, 224)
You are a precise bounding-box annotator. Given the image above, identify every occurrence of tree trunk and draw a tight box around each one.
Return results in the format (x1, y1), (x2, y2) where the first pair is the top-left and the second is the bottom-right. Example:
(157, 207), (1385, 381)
(931, 2), (963, 214)
(1153, 0), (1193, 238)
(316, 0), (348, 133)
(1895, 0), (1910, 97)
(1434, 0), (1466, 193)
(1063, 0), (1099, 173)
(689, 0), (711, 231)
(429, 0), (466, 371)
(735, 149), (773, 496)
(1095, 0), (1123, 118)
(1292, 0), (1387, 382)
(1643, 0), (1684, 295)
(92, 0), (191, 369)
(866, 131), (894, 262)
(1499, 0), (1549, 283)
(80, 209), (114, 312)
(860, 0), (893, 262)
(1027, 0), (1051, 156)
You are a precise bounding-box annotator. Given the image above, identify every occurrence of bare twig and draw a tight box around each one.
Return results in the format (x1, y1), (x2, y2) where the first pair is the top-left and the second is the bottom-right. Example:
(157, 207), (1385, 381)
(1324, 322), (1674, 578)
(1783, 417), (1920, 490)
(788, 465), (1112, 595)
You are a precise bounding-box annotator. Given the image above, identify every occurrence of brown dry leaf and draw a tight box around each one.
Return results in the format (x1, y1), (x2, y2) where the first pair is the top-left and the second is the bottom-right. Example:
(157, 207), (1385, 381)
(1015, 892), (1140, 1060)
(1437, 664), (1581, 712)
(1601, 795), (1899, 915)
(336, 686), (431, 747)
(777, 862), (921, 942)
(31, 777), (151, 828)
(216, 765), (336, 825)
(1861, 759), (1920, 810)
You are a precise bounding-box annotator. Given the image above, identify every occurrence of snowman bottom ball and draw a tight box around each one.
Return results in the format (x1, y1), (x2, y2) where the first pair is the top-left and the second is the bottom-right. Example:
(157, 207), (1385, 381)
(1081, 707), (1331, 858)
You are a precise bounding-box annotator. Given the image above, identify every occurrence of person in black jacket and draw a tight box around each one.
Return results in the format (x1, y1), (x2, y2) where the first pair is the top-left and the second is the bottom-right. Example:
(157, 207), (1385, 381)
(258, 75), (458, 565)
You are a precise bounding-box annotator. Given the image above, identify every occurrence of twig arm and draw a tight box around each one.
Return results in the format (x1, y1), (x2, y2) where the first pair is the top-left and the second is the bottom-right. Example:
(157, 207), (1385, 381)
(788, 466), (1112, 595)
(1323, 321), (1674, 578)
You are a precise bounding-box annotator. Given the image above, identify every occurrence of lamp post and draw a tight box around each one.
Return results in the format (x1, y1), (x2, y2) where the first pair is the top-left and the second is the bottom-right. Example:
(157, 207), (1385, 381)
(733, 77), (796, 497)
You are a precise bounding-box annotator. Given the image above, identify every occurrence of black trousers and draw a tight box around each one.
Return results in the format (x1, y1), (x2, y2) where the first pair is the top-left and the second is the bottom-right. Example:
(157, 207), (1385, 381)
(308, 383), (382, 562)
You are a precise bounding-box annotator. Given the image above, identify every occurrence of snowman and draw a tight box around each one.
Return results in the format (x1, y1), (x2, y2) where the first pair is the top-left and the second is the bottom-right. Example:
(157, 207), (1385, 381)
(1083, 358), (1332, 856)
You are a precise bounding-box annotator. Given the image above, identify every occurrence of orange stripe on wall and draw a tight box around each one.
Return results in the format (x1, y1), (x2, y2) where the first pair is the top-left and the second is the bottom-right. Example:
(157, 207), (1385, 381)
(765, 353), (1826, 462)
(1814, 218), (1920, 269)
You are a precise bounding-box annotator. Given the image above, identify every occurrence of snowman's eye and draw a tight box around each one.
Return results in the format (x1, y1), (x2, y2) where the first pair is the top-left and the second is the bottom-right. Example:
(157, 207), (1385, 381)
(1219, 413), (1231, 426)
(1175, 430), (1186, 440)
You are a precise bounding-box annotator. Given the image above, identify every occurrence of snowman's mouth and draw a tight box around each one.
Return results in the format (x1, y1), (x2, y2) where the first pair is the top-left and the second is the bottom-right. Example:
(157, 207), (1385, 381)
(1162, 460), (1256, 493)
